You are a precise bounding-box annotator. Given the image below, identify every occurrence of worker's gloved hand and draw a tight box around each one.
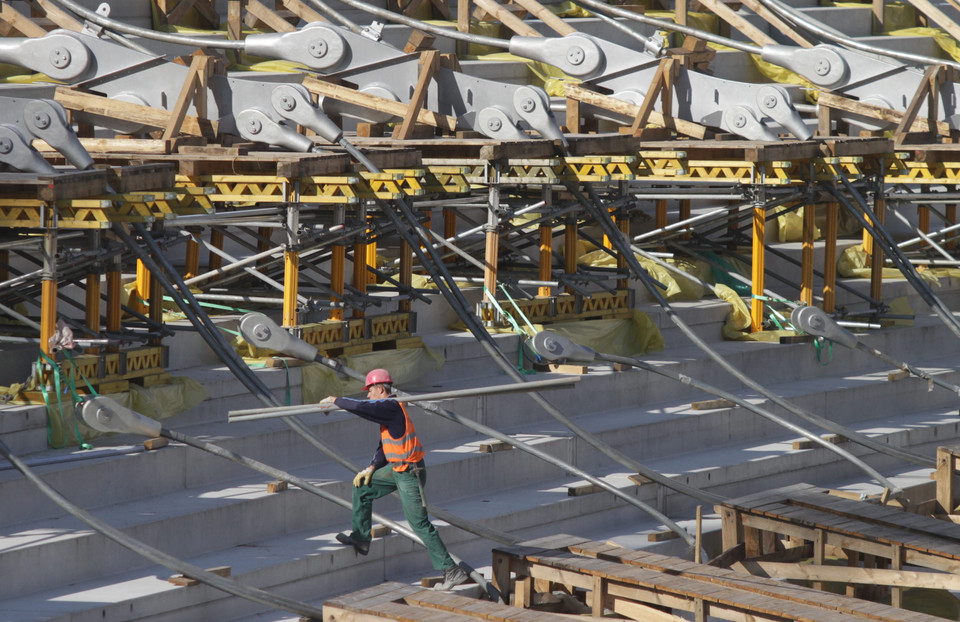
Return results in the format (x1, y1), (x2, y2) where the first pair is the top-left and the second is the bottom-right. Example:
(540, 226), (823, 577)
(318, 396), (337, 414)
(353, 466), (374, 487)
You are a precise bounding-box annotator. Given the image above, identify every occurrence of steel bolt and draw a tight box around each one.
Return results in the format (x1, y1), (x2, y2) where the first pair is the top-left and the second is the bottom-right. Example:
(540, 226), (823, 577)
(733, 114), (747, 129)
(0, 137), (12, 154)
(279, 95), (296, 111)
(33, 111), (52, 129)
(520, 98), (536, 113)
(487, 118), (502, 132)
(50, 48), (71, 69)
(253, 325), (271, 340)
(567, 46), (585, 66)
(309, 40), (328, 59)
(247, 118), (263, 134)
(815, 58), (831, 76)
(762, 95), (777, 109)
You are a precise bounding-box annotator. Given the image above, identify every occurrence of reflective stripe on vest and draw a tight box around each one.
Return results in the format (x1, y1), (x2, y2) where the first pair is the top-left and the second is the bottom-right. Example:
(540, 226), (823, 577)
(380, 401), (424, 472)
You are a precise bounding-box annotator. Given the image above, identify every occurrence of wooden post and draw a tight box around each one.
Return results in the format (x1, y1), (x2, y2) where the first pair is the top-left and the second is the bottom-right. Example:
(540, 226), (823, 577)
(483, 174), (501, 296)
(393, 50), (439, 140)
(443, 207), (457, 263)
(148, 248), (164, 344)
(890, 543), (904, 608)
(84, 231), (100, 337)
(937, 446), (957, 515)
(564, 217), (577, 295)
(720, 506), (743, 552)
(616, 210), (630, 290)
(812, 528), (825, 592)
(919, 204), (930, 248)
(844, 548), (860, 597)
(184, 235), (200, 279)
(823, 201), (839, 313)
(591, 575), (605, 617)
(694, 505), (703, 564)
(679, 199), (691, 239)
(209, 229), (224, 271)
(948, 203), (957, 250)
(868, 177), (884, 305)
(282, 204), (300, 328)
(40, 215), (58, 357)
(399, 239), (412, 312)
(751, 202), (766, 332)
(330, 245), (345, 321)
(801, 199), (815, 306)
(538, 224), (552, 297)
(457, 0), (471, 56)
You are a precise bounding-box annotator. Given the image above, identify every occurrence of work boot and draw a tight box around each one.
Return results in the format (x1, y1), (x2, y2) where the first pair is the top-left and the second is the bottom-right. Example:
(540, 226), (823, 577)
(434, 564), (469, 591)
(335, 532), (370, 555)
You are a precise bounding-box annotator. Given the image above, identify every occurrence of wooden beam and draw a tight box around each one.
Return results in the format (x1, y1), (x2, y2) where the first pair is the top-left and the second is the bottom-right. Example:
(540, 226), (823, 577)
(909, 0), (960, 46)
(301, 76), (458, 132)
(818, 91), (951, 135)
(564, 82), (710, 139)
(25, 0), (83, 31)
(393, 50), (439, 139)
(894, 65), (938, 144)
(0, 4), (48, 37)
(245, 0), (297, 32)
(162, 54), (210, 141)
(734, 559), (960, 590)
(166, 0), (199, 26)
(510, 0), (576, 35)
(54, 87), (218, 137)
(695, 0), (774, 46)
(737, 0), (814, 47)
(472, 0), (540, 36)
(280, 0), (327, 22)
(630, 59), (672, 135)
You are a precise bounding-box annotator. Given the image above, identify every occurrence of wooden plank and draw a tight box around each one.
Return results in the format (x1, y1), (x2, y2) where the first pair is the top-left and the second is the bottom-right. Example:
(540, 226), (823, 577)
(564, 82), (711, 140)
(695, 0), (774, 46)
(509, 0), (576, 35)
(472, 0), (540, 36)
(168, 565), (230, 586)
(393, 50), (439, 140)
(25, 0), (83, 31)
(734, 559), (960, 591)
(818, 91), (950, 135)
(737, 0), (814, 47)
(245, 0), (297, 32)
(280, 0), (327, 22)
(0, 3), (47, 37)
(302, 76), (458, 133)
(690, 398), (735, 411)
(54, 87), (218, 138)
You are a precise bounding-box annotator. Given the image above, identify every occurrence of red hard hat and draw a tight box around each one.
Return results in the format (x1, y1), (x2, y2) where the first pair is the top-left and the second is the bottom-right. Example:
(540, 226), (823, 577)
(363, 368), (393, 390)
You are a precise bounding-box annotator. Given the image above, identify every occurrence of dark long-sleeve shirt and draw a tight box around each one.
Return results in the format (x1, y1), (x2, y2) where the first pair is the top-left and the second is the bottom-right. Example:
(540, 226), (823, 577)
(334, 396), (406, 469)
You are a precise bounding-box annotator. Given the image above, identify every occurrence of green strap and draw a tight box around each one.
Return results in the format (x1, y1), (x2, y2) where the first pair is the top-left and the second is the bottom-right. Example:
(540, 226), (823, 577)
(498, 284), (538, 336)
(483, 287), (525, 335)
(37, 353), (92, 450)
(63, 350), (98, 396)
(276, 357), (292, 406)
(483, 287), (537, 374)
(814, 336), (833, 365)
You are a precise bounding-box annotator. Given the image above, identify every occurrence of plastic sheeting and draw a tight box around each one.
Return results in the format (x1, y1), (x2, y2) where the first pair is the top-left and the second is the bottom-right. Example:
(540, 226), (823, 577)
(528, 309), (664, 359)
(579, 248), (715, 301)
(715, 283), (794, 342)
(300, 345), (445, 401)
(838, 244), (942, 287)
(46, 376), (208, 448)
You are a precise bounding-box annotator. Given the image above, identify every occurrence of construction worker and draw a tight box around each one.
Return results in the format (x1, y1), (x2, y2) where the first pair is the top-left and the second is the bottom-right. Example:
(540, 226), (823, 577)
(319, 368), (469, 591)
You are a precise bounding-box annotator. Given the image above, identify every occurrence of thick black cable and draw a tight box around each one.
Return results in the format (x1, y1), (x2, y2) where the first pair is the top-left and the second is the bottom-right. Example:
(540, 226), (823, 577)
(830, 176), (960, 342)
(0, 436), (328, 620)
(565, 180), (931, 476)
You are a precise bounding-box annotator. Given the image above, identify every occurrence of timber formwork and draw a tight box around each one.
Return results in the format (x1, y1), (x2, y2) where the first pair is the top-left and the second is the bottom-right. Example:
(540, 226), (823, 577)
(490, 534), (941, 621)
(719, 483), (960, 609)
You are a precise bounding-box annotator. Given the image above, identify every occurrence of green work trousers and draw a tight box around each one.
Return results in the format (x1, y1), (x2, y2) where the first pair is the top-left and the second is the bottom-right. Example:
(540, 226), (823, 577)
(349, 460), (455, 571)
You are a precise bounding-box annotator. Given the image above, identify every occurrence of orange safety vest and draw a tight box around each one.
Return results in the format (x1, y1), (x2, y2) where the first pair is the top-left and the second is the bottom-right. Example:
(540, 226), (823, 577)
(380, 402), (424, 472)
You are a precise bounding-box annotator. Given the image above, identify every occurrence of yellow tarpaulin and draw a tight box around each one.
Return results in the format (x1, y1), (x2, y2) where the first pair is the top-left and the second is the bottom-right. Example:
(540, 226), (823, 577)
(301, 346), (445, 402)
(46, 376), (208, 449)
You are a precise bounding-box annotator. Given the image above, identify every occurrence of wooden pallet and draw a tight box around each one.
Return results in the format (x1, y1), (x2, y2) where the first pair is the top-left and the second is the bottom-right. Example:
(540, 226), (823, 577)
(492, 534), (941, 621)
(322, 581), (573, 621)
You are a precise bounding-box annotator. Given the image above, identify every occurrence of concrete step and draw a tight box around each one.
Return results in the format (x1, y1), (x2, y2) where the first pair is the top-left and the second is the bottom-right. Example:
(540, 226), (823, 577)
(1, 324), (956, 601)
(0, 396), (949, 622)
